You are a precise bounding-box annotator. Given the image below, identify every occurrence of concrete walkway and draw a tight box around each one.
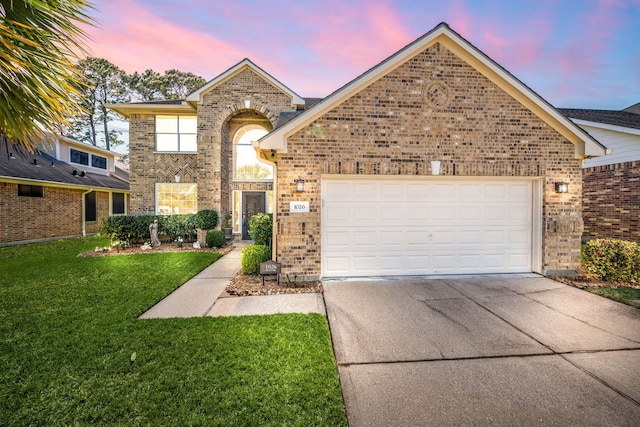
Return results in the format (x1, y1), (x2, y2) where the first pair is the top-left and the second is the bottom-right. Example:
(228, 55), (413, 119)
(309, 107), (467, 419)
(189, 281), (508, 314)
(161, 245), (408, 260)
(139, 242), (325, 318)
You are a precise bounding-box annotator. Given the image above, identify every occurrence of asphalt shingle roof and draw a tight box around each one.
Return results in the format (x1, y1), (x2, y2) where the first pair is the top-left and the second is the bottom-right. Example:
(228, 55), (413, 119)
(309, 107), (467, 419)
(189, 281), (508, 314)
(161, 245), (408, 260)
(0, 150), (129, 191)
(559, 108), (640, 130)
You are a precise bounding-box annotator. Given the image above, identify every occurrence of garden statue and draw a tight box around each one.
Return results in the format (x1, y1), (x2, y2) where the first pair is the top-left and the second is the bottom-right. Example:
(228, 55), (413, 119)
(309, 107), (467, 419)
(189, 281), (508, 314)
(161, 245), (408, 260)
(149, 219), (161, 247)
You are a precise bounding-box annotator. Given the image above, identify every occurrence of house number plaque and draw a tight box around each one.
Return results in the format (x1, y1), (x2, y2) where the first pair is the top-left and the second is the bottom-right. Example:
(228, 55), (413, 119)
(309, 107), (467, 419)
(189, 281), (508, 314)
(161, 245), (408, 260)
(260, 260), (281, 286)
(290, 201), (309, 213)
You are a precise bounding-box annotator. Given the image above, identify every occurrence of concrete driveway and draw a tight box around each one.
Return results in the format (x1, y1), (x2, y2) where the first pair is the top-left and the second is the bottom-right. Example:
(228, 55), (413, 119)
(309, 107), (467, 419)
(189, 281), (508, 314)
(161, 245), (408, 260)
(323, 275), (640, 426)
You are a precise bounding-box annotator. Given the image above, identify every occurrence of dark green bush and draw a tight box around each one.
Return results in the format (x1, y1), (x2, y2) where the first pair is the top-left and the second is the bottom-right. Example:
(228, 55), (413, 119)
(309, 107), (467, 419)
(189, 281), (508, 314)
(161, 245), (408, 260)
(163, 214), (196, 242)
(100, 214), (199, 244)
(248, 213), (272, 246)
(101, 215), (161, 243)
(205, 230), (226, 248)
(193, 209), (219, 230)
(582, 239), (640, 284)
(241, 244), (271, 275)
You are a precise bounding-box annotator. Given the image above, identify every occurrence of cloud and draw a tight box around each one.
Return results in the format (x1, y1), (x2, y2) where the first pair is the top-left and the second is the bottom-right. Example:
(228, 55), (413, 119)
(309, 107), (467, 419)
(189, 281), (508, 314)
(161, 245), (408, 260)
(85, 0), (243, 77)
(81, 0), (639, 108)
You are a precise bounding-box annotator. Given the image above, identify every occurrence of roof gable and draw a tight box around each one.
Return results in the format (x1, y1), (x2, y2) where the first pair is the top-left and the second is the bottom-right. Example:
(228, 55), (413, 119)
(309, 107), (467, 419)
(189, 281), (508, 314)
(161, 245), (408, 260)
(185, 58), (305, 107)
(259, 22), (609, 159)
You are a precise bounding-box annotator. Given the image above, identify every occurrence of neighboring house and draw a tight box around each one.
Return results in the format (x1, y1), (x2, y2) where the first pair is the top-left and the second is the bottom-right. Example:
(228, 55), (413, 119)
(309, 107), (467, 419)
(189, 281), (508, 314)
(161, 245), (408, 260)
(559, 104), (640, 243)
(109, 22), (608, 279)
(0, 136), (130, 245)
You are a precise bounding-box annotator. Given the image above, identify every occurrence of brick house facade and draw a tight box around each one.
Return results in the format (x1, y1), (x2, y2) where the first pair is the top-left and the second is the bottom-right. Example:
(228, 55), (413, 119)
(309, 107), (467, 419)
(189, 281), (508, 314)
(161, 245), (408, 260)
(111, 23), (608, 278)
(582, 161), (640, 242)
(0, 137), (129, 245)
(560, 106), (640, 243)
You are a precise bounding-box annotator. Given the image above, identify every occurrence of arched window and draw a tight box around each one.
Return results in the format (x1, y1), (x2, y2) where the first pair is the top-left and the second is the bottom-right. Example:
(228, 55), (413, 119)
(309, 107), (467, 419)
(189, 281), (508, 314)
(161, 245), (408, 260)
(234, 127), (273, 180)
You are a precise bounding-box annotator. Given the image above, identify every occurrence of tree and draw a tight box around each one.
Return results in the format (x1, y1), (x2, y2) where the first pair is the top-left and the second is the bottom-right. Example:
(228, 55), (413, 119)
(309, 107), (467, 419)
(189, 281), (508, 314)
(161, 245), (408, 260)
(127, 69), (164, 102)
(69, 57), (128, 150)
(128, 68), (206, 101)
(0, 0), (93, 153)
(159, 69), (206, 99)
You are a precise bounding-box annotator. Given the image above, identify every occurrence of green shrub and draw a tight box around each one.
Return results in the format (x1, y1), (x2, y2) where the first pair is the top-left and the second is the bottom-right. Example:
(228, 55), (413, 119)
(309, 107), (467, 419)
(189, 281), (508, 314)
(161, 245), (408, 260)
(101, 215), (161, 243)
(163, 214), (197, 242)
(193, 209), (219, 230)
(241, 244), (271, 275)
(582, 239), (640, 284)
(248, 213), (272, 246)
(205, 230), (226, 248)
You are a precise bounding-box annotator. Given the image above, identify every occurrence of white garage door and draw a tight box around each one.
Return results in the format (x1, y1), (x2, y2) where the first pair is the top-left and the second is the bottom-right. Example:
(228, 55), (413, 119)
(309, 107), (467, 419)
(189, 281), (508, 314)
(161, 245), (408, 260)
(322, 177), (534, 277)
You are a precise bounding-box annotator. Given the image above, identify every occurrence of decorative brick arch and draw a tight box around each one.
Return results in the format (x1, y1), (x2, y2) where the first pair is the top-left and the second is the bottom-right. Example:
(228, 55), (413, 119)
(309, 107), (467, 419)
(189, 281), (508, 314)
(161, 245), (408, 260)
(224, 103), (279, 126)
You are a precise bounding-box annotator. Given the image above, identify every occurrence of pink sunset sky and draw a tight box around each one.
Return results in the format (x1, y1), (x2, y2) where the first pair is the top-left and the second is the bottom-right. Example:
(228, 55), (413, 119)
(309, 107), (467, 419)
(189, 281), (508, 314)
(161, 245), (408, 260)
(83, 0), (640, 110)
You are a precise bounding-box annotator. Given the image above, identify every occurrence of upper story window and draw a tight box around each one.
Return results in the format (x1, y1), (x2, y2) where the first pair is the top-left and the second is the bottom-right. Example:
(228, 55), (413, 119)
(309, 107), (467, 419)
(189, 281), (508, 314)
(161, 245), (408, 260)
(70, 148), (89, 165)
(156, 115), (197, 152)
(70, 148), (107, 170)
(234, 127), (273, 180)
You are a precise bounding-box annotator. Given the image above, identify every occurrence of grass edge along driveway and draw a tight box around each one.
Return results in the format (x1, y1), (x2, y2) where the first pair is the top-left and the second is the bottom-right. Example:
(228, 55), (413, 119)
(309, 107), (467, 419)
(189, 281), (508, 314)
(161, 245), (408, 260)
(0, 236), (346, 426)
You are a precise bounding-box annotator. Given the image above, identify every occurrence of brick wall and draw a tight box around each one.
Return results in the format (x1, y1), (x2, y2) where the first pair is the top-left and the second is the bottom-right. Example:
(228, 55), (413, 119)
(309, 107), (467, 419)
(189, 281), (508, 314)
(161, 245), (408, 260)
(0, 183), (121, 244)
(1, 182), (82, 242)
(275, 42), (583, 277)
(197, 68), (295, 216)
(128, 68), (293, 219)
(582, 161), (640, 242)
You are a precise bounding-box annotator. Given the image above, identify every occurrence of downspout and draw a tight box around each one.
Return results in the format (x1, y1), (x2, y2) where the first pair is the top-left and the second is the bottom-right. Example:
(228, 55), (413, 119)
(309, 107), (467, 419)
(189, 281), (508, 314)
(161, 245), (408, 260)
(81, 187), (94, 237)
(252, 142), (278, 260)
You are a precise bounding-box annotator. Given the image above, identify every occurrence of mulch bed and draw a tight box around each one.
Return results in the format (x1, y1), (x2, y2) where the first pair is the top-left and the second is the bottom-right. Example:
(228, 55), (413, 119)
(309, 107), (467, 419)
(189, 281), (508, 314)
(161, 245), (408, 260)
(77, 243), (235, 257)
(224, 273), (322, 297)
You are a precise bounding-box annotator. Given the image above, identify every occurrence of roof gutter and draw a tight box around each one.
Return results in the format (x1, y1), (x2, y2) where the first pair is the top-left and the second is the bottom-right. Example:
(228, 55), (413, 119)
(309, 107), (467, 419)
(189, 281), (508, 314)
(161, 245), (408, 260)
(0, 176), (130, 192)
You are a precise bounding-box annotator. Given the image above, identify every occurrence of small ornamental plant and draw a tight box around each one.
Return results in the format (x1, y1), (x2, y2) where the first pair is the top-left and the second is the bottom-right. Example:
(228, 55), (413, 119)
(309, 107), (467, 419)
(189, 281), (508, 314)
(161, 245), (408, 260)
(248, 213), (272, 246)
(205, 230), (226, 248)
(241, 244), (271, 275)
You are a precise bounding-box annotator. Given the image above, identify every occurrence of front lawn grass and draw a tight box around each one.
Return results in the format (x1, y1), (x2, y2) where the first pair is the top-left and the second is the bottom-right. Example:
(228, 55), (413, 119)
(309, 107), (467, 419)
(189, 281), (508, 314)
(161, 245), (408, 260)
(0, 237), (346, 426)
(587, 287), (640, 309)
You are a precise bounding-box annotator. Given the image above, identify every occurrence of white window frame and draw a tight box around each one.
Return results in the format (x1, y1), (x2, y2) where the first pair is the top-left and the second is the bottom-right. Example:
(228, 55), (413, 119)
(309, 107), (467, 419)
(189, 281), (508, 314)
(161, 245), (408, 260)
(155, 115), (197, 153)
(155, 183), (198, 215)
(69, 148), (108, 170)
(233, 127), (273, 181)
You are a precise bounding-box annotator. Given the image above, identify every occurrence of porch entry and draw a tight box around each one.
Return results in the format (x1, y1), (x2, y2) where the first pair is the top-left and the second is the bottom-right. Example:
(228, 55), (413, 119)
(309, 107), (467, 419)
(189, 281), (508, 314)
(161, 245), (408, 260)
(241, 191), (266, 240)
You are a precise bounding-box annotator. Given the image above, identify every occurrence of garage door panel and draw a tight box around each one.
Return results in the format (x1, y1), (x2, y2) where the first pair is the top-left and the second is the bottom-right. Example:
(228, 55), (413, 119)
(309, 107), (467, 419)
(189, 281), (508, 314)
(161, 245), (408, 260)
(322, 178), (534, 277)
(324, 231), (350, 248)
(406, 183), (430, 198)
(433, 183), (456, 198)
(325, 181), (352, 199)
(379, 183), (405, 198)
(325, 206), (350, 223)
(353, 183), (377, 198)
(353, 231), (377, 247)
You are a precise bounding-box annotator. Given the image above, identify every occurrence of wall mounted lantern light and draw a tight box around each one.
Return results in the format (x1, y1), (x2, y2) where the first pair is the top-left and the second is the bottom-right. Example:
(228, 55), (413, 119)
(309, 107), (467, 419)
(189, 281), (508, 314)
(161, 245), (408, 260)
(174, 173), (181, 183)
(295, 177), (305, 192)
(554, 181), (569, 193)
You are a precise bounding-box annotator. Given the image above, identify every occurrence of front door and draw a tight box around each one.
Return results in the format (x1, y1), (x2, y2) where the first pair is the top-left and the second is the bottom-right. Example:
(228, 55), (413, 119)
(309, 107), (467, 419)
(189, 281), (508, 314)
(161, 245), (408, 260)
(242, 192), (266, 240)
